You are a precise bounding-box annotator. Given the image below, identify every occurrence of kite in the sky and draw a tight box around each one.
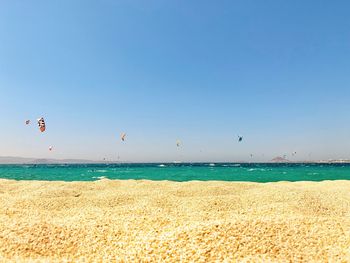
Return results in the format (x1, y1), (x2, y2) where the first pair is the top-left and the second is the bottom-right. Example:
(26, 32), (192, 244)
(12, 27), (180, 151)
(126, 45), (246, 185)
(37, 117), (46, 132)
(120, 133), (126, 141)
(176, 140), (181, 147)
(238, 136), (243, 142)
(25, 120), (30, 125)
(49, 146), (53, 151)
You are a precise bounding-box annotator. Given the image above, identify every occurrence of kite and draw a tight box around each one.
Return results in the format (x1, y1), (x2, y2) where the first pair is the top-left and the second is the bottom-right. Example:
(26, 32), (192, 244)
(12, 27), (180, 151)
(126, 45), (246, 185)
(37, 117), (46, 132)
(176, 140), (181, 147)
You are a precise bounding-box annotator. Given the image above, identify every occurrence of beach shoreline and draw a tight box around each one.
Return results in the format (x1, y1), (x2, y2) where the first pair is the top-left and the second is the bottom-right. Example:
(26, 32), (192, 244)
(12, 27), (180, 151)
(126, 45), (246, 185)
(1, 179), (350, 262)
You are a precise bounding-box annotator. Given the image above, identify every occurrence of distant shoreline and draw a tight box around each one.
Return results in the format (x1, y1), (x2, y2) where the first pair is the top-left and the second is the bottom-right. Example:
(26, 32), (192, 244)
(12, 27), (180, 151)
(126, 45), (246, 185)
(1, 156), (350, 165)
(1, 161), (350, 165)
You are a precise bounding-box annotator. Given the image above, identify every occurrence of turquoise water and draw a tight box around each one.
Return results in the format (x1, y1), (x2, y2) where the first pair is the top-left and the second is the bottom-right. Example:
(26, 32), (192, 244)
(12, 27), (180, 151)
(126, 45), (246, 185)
(0, 163), (350, 182)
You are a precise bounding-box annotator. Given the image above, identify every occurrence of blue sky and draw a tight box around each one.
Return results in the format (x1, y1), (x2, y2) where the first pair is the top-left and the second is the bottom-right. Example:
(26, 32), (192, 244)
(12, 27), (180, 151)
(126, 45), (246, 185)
(1, 0), (350, 162)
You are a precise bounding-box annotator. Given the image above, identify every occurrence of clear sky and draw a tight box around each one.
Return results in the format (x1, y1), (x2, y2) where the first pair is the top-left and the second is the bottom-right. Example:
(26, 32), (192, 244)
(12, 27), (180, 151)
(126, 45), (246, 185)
(1, 0), (350, 162)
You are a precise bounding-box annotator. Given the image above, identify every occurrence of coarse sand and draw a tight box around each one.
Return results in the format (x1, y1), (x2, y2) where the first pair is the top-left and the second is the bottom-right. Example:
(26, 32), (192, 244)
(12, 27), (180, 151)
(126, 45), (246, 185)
(1, 179), (350, 262)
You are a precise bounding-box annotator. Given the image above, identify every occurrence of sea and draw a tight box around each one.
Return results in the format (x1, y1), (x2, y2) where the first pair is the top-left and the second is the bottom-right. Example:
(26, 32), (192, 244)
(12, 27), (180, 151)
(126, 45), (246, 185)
(0, 163), (350, 182)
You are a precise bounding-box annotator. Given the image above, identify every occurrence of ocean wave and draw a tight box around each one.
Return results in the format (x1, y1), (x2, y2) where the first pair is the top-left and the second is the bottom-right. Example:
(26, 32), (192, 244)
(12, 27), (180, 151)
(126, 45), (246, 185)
(247, 168), (267, 172)
(92, 176), (107, 179)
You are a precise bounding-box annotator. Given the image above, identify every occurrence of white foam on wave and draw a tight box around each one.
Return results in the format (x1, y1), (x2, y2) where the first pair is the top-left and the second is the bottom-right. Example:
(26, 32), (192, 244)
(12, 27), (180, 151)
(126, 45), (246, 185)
(247, 168), (266, 172)
(158, 164), (166, 167)
(92, 176), (107, 180)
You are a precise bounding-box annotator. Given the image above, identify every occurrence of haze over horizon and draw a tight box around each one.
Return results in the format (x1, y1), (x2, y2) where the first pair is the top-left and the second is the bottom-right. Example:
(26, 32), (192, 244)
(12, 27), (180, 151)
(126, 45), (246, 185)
(0, 155), (331, 164)
(1, 1), (350, 162)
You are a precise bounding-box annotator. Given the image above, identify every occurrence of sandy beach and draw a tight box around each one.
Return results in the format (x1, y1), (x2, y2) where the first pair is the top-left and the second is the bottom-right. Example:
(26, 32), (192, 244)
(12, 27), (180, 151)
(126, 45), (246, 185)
(1, 179), (350, 262)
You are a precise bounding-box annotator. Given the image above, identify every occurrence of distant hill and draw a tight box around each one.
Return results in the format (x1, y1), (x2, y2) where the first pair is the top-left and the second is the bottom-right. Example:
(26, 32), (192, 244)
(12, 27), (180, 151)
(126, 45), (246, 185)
(0, 156), (97, 164)
(270, 156), (290, 163)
